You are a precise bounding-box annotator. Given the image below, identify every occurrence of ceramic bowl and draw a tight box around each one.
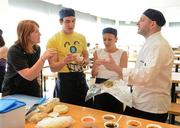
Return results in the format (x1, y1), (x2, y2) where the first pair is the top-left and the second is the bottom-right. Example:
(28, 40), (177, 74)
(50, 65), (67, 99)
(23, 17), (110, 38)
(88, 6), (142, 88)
(104, 121), (119, 128)
(126, 120), (142, 128)
(146, 123), (162, 128)
(102, 114), (116, 122)
(81, 115), (95, 127)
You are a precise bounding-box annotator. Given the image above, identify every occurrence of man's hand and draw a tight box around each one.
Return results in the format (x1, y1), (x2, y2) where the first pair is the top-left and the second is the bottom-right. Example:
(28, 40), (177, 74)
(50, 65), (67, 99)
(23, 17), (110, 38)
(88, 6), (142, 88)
(63, 53), (74, 64)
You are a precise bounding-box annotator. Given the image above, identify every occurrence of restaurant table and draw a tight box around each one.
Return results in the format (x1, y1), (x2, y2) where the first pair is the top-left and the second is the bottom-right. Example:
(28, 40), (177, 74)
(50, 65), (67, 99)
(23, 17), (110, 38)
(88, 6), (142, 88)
(170, 72), (180, 124)
(128, 58), (137, 63)
(128, 58), (136, 68)
(25, 102), (179, 128)
(174, 54), (180, 60)
(174, 50), (180, 54)
(168, 103), (180, 124)
(174, 60), (180, 72)
(171, 72), (180, 102)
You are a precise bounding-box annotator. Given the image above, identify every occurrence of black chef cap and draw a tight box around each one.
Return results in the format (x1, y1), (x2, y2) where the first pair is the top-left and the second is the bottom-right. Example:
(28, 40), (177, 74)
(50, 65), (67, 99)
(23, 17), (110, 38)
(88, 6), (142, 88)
(143, 8), (166, 27)
(102, 27), (117, 37)
(59, 8), (75, 20)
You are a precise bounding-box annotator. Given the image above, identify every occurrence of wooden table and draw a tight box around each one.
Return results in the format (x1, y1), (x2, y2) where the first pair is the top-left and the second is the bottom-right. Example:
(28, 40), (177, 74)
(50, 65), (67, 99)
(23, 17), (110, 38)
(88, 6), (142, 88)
(128, 58), (137, 63)
(25, 103), (179, 128)
(168, 103), (180, 124)
(168, 103), (180, 115)
(174, 54), (180, 60)
(171, 72), (180, 102)
(170, 72), (180, 124)
(174, 50), (180, 54)
(128, 58), (137, 68)
(174, 60), (180, 72)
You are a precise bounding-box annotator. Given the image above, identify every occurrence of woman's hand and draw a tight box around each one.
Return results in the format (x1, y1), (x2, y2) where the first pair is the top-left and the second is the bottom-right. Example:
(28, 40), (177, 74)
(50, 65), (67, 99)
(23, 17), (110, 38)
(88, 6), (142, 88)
(102, 53), (117, 71)
(93, 59), (105, 68)
(92, 52), (124, 78)
(41, 48), (57, 61)
(103, 53), (123, 77)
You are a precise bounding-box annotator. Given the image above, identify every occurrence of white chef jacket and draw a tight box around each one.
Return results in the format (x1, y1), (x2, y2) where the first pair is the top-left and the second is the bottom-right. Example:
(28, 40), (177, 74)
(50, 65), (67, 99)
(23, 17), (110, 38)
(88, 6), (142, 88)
(123, 32), (174, 113)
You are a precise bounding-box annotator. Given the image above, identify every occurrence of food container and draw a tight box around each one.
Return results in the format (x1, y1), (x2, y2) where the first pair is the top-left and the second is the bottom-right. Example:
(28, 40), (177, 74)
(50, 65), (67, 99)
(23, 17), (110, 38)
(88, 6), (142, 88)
(81, 115), (95, 127)
(104, 121), (119, 128)
(0, 99), (26, 128)
(126, 120), (142, 128)
(102, 114), (116, 122)
(146, 123), (162, 128)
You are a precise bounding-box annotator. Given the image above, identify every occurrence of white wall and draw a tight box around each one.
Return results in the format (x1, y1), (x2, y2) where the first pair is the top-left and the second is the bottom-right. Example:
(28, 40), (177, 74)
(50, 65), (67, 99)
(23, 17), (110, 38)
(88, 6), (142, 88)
(2, 0), (180, 55)
(0, 0), (8, 44)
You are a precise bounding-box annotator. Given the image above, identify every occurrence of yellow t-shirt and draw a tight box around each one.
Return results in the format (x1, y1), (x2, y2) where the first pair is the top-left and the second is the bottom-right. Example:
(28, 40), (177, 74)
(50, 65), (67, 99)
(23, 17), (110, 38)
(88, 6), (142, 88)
(47, 31), (87, 73)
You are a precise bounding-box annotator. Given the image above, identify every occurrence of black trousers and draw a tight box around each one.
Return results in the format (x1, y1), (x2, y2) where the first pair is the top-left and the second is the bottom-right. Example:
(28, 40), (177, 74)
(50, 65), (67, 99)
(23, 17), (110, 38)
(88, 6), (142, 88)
(0, 77), (4, 93)
(54, 72), (92, 107)
(123, 106), (168, 123)
(93, 78), (123, 114)
(0, 65), (5, 93)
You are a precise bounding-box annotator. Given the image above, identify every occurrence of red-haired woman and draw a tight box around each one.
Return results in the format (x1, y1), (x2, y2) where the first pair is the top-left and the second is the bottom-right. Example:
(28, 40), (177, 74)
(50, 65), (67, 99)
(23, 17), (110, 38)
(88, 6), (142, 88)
(2, 20), (57, 97)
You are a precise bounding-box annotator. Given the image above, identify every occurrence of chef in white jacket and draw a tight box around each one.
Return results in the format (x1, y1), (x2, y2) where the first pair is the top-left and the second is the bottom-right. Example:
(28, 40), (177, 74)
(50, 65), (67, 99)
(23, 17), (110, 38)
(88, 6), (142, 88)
(104, 9), (174, 122)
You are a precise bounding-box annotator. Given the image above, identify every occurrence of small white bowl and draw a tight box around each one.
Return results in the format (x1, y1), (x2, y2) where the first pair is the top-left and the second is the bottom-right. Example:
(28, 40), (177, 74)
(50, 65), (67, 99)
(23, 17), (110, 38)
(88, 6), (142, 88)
(126, 120), (142, 128)
(81, 115), (95, 127)
(146, 123), (162, 128)
(104, 121), (119, 128)
(102, 114), (116, 122)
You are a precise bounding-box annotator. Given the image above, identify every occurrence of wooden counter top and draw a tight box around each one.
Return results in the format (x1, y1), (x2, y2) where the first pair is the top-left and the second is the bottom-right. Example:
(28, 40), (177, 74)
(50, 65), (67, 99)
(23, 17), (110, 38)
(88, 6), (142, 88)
(25, 102), (179, 128)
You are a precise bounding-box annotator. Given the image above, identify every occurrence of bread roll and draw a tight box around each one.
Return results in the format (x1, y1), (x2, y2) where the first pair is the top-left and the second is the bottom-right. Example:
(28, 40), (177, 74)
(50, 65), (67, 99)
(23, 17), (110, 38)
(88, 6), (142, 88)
(38, 98), (60, 113)
(36, 116), (73, 128)
(53, 104), (69, 114)
(27, 112), (48, 123)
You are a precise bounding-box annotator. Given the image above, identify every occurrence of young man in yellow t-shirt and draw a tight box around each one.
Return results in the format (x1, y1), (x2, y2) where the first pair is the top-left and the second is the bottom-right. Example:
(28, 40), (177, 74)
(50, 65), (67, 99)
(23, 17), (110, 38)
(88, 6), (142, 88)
(47, 8), (91, 107)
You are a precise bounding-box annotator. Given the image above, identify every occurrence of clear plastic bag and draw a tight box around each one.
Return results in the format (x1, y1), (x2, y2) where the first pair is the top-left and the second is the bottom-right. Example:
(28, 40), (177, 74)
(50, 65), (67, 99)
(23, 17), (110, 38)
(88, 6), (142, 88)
(85, 84), (102, 102)
(85, 79), (113, 102)
(85, 79), (132, 107)
(101, 80), (132, 107)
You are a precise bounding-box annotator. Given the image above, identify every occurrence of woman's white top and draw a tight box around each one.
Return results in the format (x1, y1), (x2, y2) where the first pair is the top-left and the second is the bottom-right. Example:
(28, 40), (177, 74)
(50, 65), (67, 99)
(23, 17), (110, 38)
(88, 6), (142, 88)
(122, 32), (174, 113)
(96, 49), (124, 80)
